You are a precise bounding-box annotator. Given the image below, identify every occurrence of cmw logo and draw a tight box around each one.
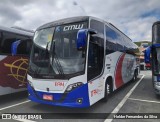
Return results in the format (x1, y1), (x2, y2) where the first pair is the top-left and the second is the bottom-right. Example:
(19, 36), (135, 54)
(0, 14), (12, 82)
(63, 24), (84, 31)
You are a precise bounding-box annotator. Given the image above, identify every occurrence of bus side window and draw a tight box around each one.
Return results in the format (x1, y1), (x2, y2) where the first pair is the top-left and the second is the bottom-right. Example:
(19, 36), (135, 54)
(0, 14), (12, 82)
(105, 25), (124, 52)
(0, 31), (2, 53)
(1, 32), (16, 54)
(153, 24), (160, 44)
(17, 39), (32, 55)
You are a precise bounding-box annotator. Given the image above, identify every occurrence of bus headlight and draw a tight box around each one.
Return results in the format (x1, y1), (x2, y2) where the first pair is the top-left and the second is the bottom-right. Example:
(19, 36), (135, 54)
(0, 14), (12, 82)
(65, 82), (83, 92)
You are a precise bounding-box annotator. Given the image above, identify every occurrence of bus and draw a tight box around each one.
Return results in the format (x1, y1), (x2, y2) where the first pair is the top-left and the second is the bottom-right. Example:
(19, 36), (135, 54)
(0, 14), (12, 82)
(145, 21), (160, 95)
(24, 16), (139, 107)
(0, 26), (33, 95)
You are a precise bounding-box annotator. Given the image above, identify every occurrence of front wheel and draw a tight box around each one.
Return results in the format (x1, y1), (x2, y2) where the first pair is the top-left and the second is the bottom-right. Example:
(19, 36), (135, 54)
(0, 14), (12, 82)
(102, 79), (112, 102)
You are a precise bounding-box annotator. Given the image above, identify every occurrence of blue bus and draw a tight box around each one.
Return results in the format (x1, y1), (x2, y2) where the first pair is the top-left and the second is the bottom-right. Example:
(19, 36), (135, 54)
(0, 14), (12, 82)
(145, 21), (160, 95)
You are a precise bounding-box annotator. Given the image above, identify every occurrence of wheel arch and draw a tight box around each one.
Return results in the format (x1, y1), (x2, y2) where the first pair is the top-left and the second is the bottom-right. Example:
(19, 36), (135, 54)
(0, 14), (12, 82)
(104, 75), (114, 94)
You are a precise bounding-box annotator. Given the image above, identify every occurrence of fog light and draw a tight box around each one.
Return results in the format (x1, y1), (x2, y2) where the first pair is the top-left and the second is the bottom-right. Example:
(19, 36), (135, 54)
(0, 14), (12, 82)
(77, 98), (83, 104)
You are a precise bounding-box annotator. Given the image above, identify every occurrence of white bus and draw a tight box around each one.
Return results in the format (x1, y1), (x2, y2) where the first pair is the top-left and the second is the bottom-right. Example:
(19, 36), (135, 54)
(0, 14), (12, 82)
(23, 16), (139, 107)
(0, 26), (33, 95)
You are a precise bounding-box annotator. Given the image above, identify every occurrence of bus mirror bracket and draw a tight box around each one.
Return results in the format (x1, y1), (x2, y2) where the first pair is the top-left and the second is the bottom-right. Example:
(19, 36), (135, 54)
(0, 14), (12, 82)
(76, 29), (97, 50)
(11, 40), (21, 56)
(88, 29), (97, 35)
(144, 46), (151, 63)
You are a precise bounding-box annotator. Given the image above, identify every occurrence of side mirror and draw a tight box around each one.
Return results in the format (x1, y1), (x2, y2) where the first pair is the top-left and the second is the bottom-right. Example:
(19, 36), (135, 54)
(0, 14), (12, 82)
(11, 40), (21, 56)
(76, 29), (87, 50)
(144, 46), (151, 63)
(76, 29), (97, 50)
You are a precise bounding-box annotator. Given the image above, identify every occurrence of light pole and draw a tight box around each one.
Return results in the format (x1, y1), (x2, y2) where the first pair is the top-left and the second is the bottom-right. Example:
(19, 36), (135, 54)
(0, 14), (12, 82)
(73, 1), (87, 15)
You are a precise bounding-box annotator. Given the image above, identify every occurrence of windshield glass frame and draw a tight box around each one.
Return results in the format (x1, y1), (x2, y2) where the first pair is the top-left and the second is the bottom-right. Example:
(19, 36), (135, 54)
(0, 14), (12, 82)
(28, 21), (88, 79)
(152, 47), (160, 75)
(153, 24), (160, 44)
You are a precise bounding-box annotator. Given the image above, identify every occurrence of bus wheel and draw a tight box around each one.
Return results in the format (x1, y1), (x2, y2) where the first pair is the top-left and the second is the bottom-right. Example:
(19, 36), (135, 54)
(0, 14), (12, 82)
(102, 78), (113, 102)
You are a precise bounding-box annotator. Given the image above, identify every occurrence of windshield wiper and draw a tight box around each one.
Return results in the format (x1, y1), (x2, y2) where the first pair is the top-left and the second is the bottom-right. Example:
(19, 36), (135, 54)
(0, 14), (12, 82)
(51, 41), (65, 77)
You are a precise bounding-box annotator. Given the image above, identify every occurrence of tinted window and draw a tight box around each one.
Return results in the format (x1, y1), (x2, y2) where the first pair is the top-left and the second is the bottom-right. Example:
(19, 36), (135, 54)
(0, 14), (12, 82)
(0, 31), (32, 55)
(152, 48), (160, 74)
(0, 32), (17, 54)
(105, 25), (124, 53)
(90, 20), (104, 35)
(88, 20), (104, 80)
(17, 39), (32, 55)
(88, 39), (104, 81)
(153, 24), (160, 44)
(0, 31), (2, 53)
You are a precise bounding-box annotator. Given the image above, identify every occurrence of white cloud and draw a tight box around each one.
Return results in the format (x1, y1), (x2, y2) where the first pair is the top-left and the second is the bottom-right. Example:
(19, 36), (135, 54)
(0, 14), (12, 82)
(0, 0), (159, 41)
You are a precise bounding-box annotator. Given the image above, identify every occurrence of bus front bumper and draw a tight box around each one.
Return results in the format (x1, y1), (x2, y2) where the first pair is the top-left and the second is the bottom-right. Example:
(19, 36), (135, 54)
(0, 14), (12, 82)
(28, 84), (90, 108)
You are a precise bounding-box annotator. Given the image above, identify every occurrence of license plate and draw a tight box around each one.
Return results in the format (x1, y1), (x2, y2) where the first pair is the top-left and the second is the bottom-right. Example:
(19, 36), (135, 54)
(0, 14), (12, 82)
(43, 94), (53, 101)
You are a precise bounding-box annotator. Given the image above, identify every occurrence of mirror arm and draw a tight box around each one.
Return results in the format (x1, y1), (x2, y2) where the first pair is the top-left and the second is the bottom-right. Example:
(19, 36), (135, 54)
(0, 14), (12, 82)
(11, 40), (21, 56)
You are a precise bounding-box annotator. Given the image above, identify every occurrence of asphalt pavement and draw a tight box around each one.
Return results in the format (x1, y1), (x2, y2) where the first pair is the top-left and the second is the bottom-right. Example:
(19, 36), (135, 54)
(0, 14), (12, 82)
(0, 70), (160, 122)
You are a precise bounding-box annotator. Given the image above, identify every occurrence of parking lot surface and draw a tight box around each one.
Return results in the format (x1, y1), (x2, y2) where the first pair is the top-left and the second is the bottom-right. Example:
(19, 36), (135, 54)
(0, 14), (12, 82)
(0, 70), (160, 122)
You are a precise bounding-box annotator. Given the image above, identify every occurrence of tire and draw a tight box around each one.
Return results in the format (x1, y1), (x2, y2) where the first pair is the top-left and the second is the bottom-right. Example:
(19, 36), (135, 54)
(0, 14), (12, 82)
(102, 78), (112, 102)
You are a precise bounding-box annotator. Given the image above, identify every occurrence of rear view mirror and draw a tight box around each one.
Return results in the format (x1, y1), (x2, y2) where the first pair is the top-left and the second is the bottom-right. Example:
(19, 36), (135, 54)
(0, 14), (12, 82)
(11, 40), (21, 56)
(144, 46), (151, 63)
(76, 29), (97, 50)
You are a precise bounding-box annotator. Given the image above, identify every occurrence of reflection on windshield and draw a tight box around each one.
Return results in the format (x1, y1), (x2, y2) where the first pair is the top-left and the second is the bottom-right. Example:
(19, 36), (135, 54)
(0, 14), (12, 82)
(153, 25), (160, 43)
(33, 27), (54, 49)
(29, 22), (87, 79)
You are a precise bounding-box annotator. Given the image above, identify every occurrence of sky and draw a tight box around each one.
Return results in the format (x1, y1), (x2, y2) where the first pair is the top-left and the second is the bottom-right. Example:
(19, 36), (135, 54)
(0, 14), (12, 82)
(0, 0), (159, 42)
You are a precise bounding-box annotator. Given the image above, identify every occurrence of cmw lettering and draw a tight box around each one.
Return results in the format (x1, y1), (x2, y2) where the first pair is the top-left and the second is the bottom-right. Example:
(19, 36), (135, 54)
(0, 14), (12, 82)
(63, 24), (84, 31)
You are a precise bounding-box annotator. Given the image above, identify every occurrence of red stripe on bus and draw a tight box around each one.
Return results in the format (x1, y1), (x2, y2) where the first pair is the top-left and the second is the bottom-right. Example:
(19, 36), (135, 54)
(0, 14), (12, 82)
(115, 54), (125, 88)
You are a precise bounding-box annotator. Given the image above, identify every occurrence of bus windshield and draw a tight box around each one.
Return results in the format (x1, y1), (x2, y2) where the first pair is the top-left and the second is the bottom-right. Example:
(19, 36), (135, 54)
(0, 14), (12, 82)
(153, 48), (160, 74)
(29, 22), (87, 79)
(153, 24), (160, 43)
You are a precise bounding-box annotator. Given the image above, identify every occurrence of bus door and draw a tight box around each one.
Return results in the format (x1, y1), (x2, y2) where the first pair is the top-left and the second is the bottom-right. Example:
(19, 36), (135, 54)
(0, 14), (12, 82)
(87, 20), (105, 105)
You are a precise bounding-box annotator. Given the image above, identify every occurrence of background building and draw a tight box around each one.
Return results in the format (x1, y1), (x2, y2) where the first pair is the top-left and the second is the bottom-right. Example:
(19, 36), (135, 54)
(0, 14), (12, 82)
(134, 41), (151, 70)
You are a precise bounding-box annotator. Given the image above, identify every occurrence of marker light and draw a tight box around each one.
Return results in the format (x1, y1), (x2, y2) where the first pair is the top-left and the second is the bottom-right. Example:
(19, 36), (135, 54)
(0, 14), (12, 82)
(65, 82), (83, 92)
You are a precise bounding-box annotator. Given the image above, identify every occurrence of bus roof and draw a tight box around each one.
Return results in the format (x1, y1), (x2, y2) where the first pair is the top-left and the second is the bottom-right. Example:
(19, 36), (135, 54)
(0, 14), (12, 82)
(0, 25), (34, 37)
(36, 16), (131, 41)
(153, 21), (160, 27)
(37, 16), (90, 30)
